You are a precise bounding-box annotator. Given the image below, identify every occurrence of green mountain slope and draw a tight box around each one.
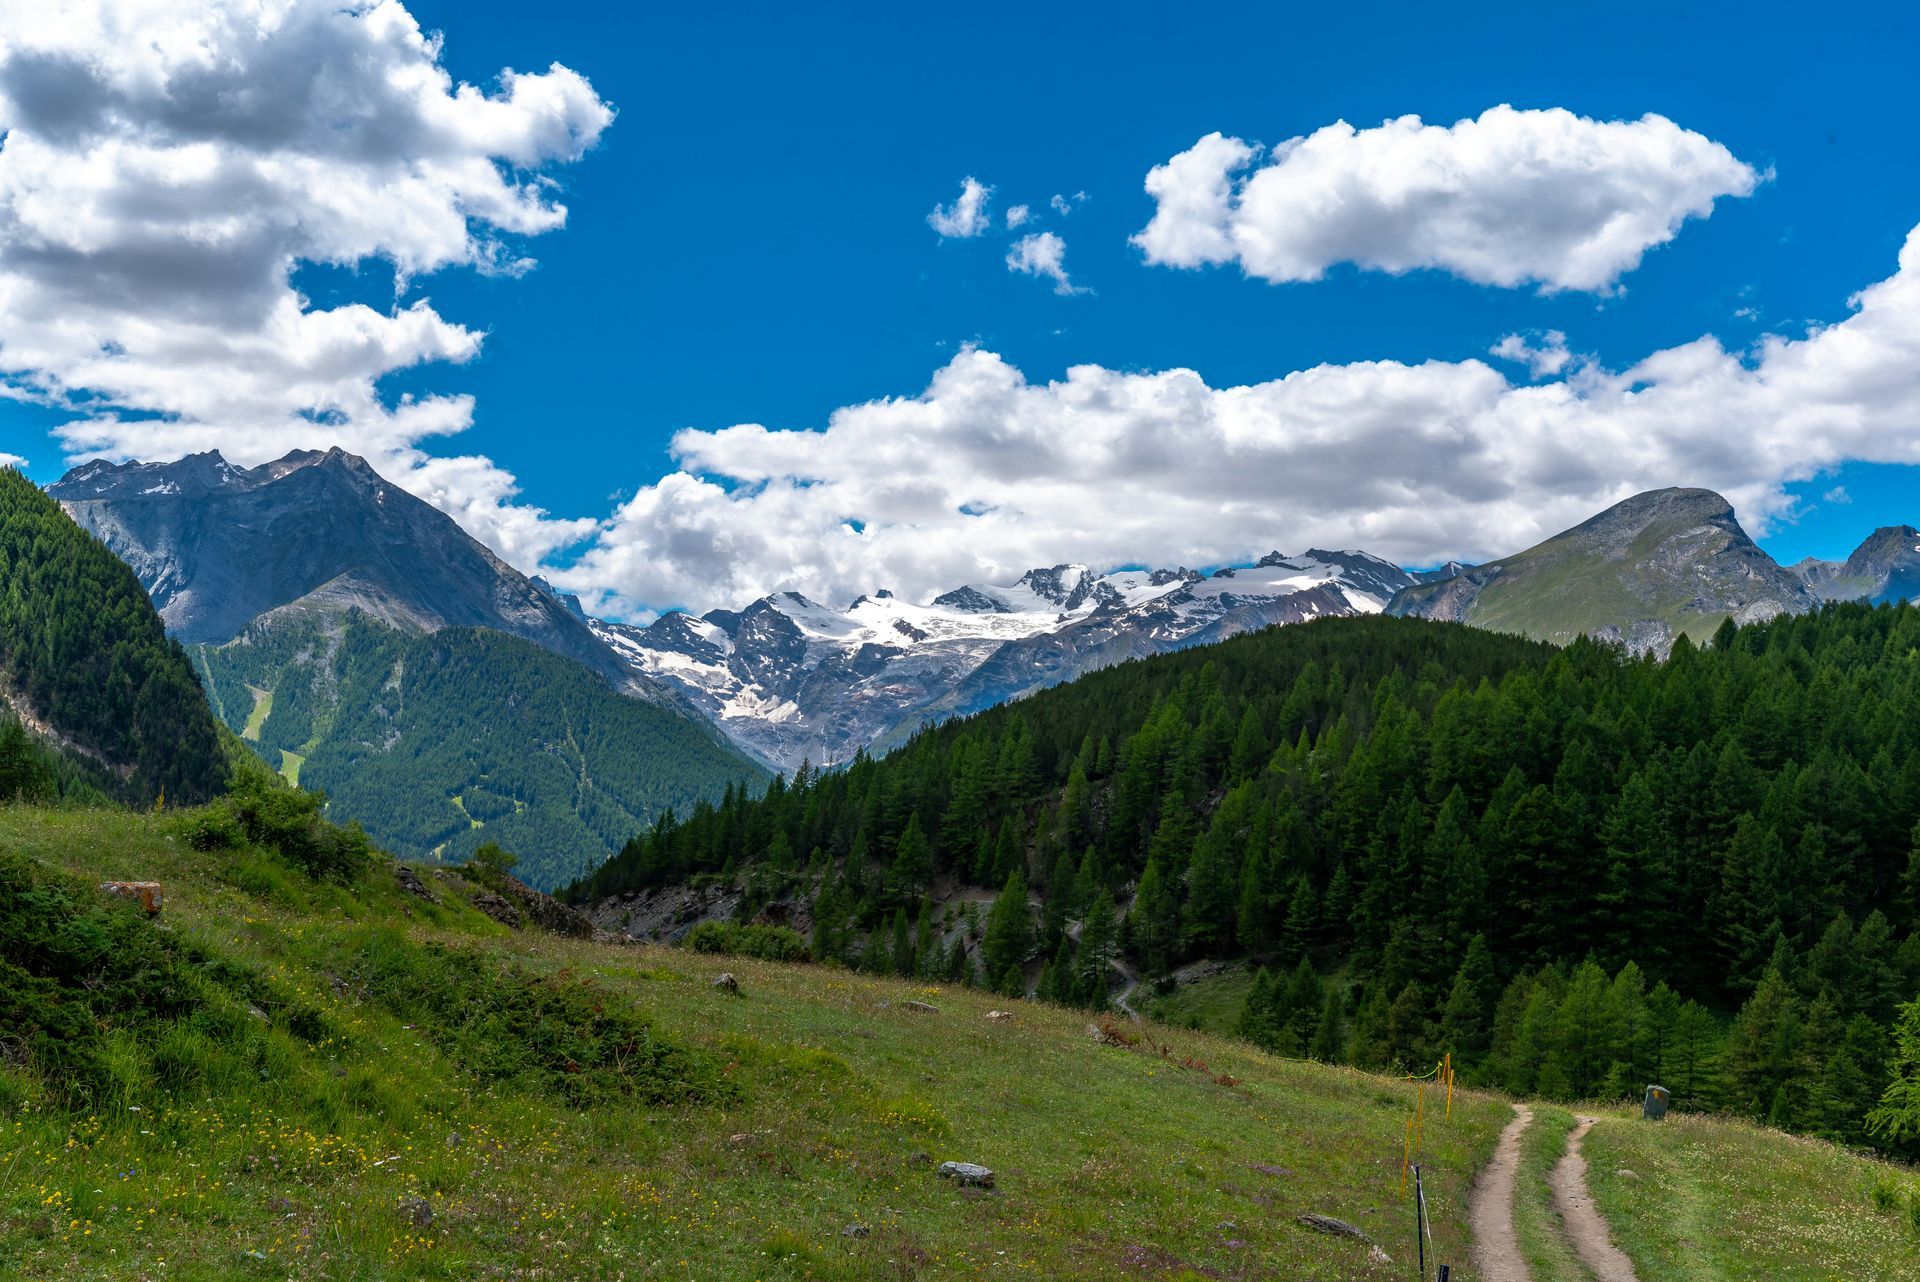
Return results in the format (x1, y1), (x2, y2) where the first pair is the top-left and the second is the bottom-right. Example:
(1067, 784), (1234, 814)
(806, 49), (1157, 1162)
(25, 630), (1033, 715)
(0, 468), (222, 805)
(192, 608), (767, 889)
(1387, 487), (1816, 652)
(3, 804), (1917, 1280)
(574, 607), (1920, 1155)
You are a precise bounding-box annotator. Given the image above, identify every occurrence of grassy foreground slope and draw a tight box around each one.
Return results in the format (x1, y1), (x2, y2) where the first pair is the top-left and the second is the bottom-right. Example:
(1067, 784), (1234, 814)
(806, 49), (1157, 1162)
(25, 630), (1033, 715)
(4, 806), (1916, 1280)
(0, 805), (1502, 1281)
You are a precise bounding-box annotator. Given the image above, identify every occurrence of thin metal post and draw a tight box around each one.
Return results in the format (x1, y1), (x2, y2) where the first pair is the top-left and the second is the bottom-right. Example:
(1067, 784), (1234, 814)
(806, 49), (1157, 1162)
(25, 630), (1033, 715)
(1413, 1162), (1428, 1281)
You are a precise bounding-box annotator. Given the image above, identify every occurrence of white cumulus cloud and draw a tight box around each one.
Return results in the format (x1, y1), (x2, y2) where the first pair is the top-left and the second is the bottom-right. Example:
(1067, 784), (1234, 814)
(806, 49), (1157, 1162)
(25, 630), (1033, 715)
(1005, 203), (1031, 229)
(1490, 330), (1572, 379)
(1134, 106), (1761, 294)
(558, 221), (1920, 619)
(0, 0), (611, 563)
(1005, 231), (1086, 295)
(927, 176), (992, 238)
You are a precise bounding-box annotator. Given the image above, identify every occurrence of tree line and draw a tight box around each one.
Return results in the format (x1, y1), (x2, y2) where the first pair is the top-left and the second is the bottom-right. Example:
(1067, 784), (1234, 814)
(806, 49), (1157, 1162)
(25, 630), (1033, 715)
(0, 468), (222, 806)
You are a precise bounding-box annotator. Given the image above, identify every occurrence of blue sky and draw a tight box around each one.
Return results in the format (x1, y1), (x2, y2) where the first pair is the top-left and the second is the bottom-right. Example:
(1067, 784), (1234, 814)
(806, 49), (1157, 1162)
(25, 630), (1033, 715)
(3, 0), (1919, 612)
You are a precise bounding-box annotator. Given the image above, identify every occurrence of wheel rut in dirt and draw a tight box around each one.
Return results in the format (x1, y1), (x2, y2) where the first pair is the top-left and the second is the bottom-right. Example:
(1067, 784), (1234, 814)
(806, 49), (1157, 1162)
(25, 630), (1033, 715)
(1548, 1115), (1640, 1282)
(1468, 1102), (1534, 1282)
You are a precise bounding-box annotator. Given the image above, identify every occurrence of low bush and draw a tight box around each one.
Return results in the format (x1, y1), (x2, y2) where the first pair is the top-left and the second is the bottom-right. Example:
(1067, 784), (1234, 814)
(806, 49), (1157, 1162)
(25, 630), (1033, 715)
(343, 927), (738, 1107)
(0, 849), (281, 1104)
(181, 772), (372, 882)
(686, 920), (809, 963)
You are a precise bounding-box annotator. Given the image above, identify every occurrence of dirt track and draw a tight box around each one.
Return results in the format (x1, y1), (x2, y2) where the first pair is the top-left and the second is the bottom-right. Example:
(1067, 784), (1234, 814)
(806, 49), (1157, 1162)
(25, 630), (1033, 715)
(1548, 1115), (1641, 1281)
(1468, 1103), (1535, 1282)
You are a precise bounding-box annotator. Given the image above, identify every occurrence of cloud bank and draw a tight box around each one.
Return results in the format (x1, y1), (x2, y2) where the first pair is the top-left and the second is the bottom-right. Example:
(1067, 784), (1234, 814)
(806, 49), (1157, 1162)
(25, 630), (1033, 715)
(1134, 106), (1761, 293)
(0, 0), (612, 562)
(559, 222), (1920, 618)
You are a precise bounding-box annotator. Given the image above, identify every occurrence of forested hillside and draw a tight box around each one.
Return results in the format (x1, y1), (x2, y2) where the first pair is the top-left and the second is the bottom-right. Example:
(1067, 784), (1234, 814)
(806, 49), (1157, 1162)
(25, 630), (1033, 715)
(0, 468), (222, 805)
(574, 608), (1920, 1153)
(194, 611), (767, 888)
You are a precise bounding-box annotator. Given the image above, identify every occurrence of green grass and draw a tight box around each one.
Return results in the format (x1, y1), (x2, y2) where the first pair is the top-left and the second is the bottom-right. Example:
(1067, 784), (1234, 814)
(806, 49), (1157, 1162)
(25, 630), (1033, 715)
(1582, 1110), (1920, 1282)
(1145, 966), (1258, 1034)
(1511, 1105), (1589, 1282)
(0, 806), (1507, 1280)
(4, 805), (1916, 1280)
(240, 686), (273, 741)
(279, 748), (304, 786)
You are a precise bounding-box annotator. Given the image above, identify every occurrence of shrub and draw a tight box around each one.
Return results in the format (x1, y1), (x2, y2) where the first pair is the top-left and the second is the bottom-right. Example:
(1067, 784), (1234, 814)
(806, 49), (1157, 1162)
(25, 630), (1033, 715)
(223, 776), (373, 881)
(686, 920), (809, 963)
(0, 849), (280, 1104)
(344, 928), (738, 1107)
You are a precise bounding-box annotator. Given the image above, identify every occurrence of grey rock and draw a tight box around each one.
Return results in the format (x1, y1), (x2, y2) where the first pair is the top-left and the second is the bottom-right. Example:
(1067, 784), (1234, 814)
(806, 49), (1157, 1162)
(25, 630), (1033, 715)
(937, 1161), (995, 1188)
(51, 449), (654, 695)
(397, 1196), (433, 1227)
(1297, 1213), (1371, 1242)
(393, 865), (437, 902)
(1792, 525), (1920, 605)
(468, 891), (521, 930)
(712, 972), (740, 994)
(901, 1000), (940, 1014)
(841, 1223), (870, 1238)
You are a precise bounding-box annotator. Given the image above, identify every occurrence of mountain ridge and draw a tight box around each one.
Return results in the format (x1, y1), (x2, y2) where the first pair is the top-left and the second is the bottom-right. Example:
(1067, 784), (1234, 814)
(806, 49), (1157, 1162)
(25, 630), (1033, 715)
(596, 549), (1418, 769)
(51, 447), (656, 698)
(1386, 486), (1818, 652)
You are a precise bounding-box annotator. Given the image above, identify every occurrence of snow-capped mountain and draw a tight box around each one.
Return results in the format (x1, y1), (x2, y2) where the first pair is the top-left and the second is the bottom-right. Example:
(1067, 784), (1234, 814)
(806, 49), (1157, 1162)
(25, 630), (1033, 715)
(596, 551), (1416, 770)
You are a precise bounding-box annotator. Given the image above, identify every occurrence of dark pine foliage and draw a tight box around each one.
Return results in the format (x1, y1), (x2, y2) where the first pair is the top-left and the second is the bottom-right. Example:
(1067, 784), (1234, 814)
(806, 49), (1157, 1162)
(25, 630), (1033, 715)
(574, 608), (1920, 1152)
(0, 468), (222, 805)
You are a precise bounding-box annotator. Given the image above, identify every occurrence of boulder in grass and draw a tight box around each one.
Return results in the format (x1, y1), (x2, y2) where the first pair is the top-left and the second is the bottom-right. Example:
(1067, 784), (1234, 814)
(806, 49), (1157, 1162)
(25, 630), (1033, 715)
(937, 1161), (994, 1188)
(100, 881), (163, 915)
(712, 972), (740, 995)
(1297, 1213), (1371, 1242)
(902, 1000), (939, 1014)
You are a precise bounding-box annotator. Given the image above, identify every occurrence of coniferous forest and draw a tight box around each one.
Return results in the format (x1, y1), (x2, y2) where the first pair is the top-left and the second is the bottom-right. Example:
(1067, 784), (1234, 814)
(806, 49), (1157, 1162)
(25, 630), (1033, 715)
(571, 607), (1920, 1154)
(0, 468), (222, 806)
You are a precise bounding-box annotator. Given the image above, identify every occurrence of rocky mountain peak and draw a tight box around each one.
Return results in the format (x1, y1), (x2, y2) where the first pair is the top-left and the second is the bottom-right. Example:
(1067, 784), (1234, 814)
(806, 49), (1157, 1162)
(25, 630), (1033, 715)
(49, 448), (658, 698)
(1388, 487), (1815, 653)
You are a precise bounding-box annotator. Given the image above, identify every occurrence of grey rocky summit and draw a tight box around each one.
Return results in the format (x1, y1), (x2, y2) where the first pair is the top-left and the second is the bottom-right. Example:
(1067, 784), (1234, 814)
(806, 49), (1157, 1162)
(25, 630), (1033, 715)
(1387, 487), (1817, 655)
(51, 448), (656, 697)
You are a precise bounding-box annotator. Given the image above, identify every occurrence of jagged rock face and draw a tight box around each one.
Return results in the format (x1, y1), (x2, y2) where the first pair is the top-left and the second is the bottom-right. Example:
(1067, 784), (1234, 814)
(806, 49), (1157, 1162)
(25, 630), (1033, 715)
(1792, 526), (1920, 605)
(597, 551), (1416, 770)
(51, 448), (646, 695)
(1386, 488), (1819, 654)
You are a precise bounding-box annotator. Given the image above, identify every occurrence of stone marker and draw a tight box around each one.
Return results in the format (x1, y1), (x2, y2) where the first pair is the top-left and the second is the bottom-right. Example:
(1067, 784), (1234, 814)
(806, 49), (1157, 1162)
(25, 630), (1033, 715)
(937, 1161), (994, 1188)
(1642, 1083), (1670, 1120)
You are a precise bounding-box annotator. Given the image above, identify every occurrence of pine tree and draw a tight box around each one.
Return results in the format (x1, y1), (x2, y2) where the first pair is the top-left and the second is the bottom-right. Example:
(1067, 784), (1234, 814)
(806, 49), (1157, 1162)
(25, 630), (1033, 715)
(889, 814), (933, 901)
(891, 907), (914, 976)
(1239, 968), (1278, 1048)
(982, 868), (1033, 988)
(1130, 855), (1180, 978)
(1075, 890), (1119, 1008)
(1439, 934), (1499, 1060)
(1725, 966), (1803, 1120)
(1309, 987), (1346, 1062)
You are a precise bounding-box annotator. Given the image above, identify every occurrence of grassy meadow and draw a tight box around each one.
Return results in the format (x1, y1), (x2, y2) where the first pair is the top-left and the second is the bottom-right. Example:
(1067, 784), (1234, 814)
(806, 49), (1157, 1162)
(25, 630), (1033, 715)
(2, 804), (1917, 1280)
